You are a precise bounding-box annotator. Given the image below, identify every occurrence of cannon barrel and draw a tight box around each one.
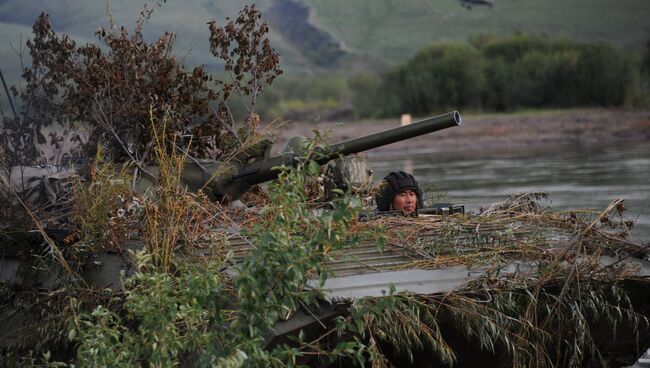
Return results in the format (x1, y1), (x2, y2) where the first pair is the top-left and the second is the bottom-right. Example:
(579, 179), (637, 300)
(224, 111), (461, 192)
(8, 112), (461, 203)
(327, 111), (461, 157)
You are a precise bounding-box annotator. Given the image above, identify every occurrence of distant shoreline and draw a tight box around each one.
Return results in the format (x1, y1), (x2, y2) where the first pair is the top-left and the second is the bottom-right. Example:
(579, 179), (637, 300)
(272, 109), (650, 157)
(36, 108), (650, 163)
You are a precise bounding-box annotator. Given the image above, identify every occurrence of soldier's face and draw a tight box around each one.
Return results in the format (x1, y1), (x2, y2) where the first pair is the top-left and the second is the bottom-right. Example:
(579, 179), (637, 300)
(392, 189), (417, 215)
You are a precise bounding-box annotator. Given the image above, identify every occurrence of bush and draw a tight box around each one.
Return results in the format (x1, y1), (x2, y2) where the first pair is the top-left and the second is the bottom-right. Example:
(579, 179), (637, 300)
(0, 5), (282, 167)
(476, 33), (550, 63)
(623, 43), (650, 108)
(573, 42), (631, 106)
(68, 137), (376, 366)
(377, 44), (485, 116)
(349, 73), (383, 118)
(256, 74), (351, 121)
(351, 34), (644, 117)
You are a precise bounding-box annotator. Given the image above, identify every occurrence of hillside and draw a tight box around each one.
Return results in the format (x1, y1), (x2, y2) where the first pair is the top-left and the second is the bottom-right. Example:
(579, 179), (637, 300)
(305, 0), (650, 68)
(0, 0), (648, 81)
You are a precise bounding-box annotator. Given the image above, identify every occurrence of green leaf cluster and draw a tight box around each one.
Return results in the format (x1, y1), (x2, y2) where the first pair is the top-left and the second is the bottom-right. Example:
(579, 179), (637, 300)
(70, 252), (230, 367)
(231, 135), (368, 364)
(351, 34), (649, 117)
(65, 136), (374, 367)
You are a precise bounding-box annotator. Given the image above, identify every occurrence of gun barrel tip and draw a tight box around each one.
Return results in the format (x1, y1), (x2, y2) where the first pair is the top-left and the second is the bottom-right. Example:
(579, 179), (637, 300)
(454, 111), (462, 126)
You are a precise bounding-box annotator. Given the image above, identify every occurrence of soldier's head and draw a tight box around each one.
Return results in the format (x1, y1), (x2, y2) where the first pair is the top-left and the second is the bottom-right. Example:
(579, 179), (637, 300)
(375, 171), (423, 215)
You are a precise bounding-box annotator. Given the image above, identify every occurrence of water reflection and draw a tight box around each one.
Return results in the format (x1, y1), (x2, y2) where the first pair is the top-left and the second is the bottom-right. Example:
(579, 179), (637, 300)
(369, 143), (650, 242)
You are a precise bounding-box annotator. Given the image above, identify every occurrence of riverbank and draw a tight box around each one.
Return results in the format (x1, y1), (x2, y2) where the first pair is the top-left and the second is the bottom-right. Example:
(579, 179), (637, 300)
(272, 108), (650, 157)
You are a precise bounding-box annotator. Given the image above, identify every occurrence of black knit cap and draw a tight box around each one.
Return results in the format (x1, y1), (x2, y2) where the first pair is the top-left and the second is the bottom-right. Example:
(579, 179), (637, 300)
(375, 171), (423, 211)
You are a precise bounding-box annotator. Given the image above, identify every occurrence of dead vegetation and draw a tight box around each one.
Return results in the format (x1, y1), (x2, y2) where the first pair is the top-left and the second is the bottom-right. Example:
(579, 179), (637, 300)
(334, 193), (650, 367)
(368, 193), (642, 262)
(3, 146), (650, 366)
(1, 4), (649, 368)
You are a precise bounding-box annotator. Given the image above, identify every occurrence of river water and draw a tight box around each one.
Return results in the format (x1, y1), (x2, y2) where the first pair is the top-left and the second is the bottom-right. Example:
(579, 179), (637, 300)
(369, 142), (650, 243)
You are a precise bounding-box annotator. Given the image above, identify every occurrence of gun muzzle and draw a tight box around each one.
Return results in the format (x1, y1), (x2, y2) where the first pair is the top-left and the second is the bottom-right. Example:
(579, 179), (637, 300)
(325, 111), (461, 158)
(228, 111), (461, 191)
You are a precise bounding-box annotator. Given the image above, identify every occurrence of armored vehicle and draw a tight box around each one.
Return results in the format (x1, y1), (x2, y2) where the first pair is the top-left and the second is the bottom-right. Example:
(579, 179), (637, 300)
(2, 111), (650, 366)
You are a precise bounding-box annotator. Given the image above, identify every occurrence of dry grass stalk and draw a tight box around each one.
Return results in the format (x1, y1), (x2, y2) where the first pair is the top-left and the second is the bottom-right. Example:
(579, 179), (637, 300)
(339, 193), (649, 367)
(0, 160), (77, 278)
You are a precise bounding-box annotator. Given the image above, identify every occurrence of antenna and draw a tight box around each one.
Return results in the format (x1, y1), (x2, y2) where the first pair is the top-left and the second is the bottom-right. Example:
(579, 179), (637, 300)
(0, 65), (17, 119)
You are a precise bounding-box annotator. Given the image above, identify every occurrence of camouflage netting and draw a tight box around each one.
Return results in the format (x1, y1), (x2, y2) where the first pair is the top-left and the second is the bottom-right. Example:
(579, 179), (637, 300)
(338, 192), (650, 367)
(5, 3), (648, 365)
(1, 187), (649, 367)
(367, 192), (645, 269)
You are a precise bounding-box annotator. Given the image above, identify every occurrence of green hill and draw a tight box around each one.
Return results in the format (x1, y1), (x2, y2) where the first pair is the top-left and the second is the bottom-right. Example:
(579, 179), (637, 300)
(303, 0), (650, 70)
(0, 0), (648, 77)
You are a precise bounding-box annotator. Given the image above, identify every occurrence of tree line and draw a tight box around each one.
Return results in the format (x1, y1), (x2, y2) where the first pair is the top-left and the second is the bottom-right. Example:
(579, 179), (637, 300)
(256, 34), (650, 120)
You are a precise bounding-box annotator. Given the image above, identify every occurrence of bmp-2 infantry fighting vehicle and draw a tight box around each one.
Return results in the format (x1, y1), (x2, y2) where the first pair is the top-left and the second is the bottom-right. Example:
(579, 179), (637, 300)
(2, 110), (650, 366)
(3, 111), (463, 215)
(1, 112), (463, 336)
(134, 111), (462, 204)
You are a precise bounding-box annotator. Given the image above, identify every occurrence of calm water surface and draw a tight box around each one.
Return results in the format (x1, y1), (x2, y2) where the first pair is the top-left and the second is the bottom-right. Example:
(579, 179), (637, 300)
(369, 143), (650, 242)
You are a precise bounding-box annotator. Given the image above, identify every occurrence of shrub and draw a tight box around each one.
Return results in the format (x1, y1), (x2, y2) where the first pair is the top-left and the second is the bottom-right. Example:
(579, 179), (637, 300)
(349, 73), (383, 118)
(476, 33), (549, 63)
(68, 137), (376, 366)
(378, 44), (485, 116)
(0, 4), (281, 167)
(351, 34), (642, 117)
(256, 74), (351, 121)
(574, 42), (631, 106)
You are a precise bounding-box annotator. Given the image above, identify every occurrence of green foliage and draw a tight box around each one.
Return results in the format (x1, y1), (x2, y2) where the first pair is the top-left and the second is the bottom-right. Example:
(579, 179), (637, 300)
(351, 294), (456, 365)
(231, 133), (368, 363)
(351, 34), (647, 117)
(70, 252), (230, 367)
(348, 73), (382, 118)
(66, 136), (374, 367)
(304, 0), (650, 68)
(255, 75), (351, 121)
(348, 277), (647, 368)
(573, 42), (631, 106)
(381, 43), (485, 115)
(475, 33), (563, 61)
(624, 42), (650, 107)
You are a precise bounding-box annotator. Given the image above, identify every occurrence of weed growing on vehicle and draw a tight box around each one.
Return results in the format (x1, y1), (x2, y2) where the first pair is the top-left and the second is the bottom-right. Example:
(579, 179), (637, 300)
(66, 135), (379, 366)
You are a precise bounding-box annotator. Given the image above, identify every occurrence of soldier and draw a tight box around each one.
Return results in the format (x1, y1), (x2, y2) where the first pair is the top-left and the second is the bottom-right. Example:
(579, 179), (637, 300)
(374, 171), (423, 215)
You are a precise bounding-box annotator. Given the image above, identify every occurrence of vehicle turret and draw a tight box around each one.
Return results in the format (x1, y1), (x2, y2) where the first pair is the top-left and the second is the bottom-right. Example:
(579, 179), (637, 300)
(137, 111), (461, 202)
